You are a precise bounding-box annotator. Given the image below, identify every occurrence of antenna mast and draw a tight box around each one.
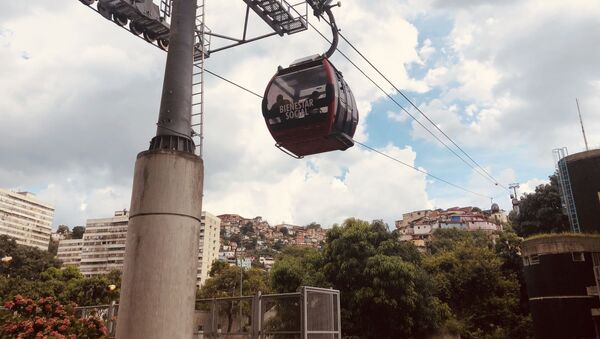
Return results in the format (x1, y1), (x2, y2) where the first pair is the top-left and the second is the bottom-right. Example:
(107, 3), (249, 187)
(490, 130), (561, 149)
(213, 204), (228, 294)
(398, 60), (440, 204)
(576, 98), (589, 151)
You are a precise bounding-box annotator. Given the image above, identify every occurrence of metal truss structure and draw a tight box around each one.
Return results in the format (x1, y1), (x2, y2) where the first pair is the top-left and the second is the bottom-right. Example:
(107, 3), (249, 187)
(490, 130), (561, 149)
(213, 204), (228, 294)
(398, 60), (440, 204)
(78, 0), (311, 156)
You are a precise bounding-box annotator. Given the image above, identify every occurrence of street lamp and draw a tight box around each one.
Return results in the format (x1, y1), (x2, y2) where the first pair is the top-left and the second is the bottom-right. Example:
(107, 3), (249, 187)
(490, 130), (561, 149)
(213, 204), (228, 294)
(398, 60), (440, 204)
(107, 284), (118, 335)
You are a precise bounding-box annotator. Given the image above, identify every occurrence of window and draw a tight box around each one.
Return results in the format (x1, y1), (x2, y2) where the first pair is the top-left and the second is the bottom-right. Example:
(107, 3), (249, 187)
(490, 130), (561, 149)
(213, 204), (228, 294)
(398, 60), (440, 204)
(529, 254), (540, 265)
(572, 252), (585, 262)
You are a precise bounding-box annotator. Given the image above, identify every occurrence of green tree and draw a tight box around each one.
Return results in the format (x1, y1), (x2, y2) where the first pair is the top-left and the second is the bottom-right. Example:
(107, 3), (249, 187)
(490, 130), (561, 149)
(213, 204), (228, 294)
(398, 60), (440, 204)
(199, 265), (269, 299)
(198, 265), (269, 332)
(66, 272), (121, 306)
(424, 229), (532, 339)
(48, 238), (59, 256)
(0, 266), (121, 307)
(270, 247), (325, 293)
(209, 260), (229, 277)
(56, 225), (70, 237)
(279, 227), (289, 236)
(299, 219), (448, 338)
(305, 222), (321, 230)
(0, 235), (60, 280)
(240, 223), (254, 236)
(511, 174), (570, 237)
(71, 226), (86, 240)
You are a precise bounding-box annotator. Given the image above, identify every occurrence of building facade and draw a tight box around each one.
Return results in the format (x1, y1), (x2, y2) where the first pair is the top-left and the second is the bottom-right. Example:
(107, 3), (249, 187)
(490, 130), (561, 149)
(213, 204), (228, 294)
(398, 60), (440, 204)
(57, 238), (84, 267)
(197, 211), (221, 287)
(79, 210), (129, 276)
(0, 189), (54, 251)
(522, 234), (600, 339)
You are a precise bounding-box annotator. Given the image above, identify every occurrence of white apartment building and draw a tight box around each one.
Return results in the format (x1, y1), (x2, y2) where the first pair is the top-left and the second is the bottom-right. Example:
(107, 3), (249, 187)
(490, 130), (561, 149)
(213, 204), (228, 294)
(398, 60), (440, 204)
(197, 211), (221, 287)
(0, 188), (54, 250)
(80, 210), (129, 276)
(57, 238), (83, 267)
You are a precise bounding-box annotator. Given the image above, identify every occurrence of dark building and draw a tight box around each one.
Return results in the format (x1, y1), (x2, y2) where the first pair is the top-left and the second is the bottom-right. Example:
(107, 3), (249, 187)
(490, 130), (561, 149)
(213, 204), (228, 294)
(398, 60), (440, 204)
(522, 235), (600, 339)
(556, 148), (600, 233)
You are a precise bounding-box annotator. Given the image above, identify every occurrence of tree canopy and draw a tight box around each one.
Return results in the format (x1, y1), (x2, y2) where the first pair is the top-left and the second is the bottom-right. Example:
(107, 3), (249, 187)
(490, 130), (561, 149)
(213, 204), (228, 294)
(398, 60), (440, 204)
(511, 174), (570, 237)
(424, 229), (532, 339)
(0, 235), (120, 307)
(0, 235), (61, 280)
(269, 219), (448, 338)
(71, 226), (86, 240)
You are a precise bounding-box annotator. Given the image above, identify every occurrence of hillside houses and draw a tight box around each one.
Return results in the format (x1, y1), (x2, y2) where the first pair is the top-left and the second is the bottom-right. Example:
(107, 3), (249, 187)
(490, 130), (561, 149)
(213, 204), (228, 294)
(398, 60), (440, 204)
(396, 206), (506, 248)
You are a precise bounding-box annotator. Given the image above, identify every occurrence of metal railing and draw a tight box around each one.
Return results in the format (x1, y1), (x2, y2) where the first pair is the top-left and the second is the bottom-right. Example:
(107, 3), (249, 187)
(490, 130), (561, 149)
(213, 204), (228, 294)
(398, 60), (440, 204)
(68, 286), (339, 338)
(196, 286), (340, 339)
(75, 301), (119, 337)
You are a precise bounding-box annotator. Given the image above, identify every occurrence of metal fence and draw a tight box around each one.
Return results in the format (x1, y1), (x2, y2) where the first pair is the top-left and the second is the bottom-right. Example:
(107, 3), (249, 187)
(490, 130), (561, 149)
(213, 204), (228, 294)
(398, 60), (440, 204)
(195, 286), (341, 339)
(75, 301), (119, 337)
(68, 286), (340, 338)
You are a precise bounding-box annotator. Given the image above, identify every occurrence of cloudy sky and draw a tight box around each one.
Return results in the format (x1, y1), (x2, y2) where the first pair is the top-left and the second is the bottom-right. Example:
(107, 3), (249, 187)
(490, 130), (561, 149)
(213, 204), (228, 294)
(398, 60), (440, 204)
(1, 0), (598, 229)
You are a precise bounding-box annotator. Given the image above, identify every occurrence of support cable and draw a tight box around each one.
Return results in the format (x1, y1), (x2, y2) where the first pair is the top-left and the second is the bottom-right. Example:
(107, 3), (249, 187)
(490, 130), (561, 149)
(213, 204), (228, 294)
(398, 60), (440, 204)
(307, 21), (504, 190)
(316, 18), (508, 191)
(205, 69), (263, 99)
(203, 69), (492, 200)
(352, 139), (492, 199)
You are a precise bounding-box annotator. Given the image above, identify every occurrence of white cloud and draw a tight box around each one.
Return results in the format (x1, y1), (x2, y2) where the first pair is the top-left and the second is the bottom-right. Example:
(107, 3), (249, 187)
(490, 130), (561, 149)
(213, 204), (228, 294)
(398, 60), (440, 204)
(204, 144), (432, 226)
(3, 0), (595, 229)
(519, 178), (548, 196)
(387, 110), (408, 123)
(0, 0), (431, 228)
(418, 39), (436, 64)
(410, 0), (600, 173)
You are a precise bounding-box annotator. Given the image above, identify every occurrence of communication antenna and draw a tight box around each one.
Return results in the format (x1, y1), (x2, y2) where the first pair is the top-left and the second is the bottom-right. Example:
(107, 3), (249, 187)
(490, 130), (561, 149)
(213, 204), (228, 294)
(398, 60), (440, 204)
(576, 98), (589, 151)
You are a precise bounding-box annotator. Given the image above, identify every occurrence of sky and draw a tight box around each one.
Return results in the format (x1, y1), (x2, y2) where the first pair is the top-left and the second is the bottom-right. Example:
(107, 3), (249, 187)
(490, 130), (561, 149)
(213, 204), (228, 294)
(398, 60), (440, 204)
(0, 0), (598, 229)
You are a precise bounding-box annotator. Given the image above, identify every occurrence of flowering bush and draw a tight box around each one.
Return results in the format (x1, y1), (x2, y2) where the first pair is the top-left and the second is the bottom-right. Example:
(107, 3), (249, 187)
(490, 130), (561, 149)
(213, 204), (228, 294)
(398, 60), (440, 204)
(1, 295), (108, 338)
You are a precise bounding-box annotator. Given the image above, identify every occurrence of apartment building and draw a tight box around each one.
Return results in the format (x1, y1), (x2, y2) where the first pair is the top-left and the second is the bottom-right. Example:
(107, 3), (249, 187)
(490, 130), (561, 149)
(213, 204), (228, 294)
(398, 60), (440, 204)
(0, 188), (54, 250)
(197, 211), (221, 287)
(57, 238), (84, 267)
(79, 210), (129, 276)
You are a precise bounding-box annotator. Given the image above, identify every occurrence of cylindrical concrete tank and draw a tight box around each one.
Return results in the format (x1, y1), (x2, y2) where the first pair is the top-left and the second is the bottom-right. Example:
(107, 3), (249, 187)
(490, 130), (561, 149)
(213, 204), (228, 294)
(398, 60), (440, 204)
(564, 149), (600, 233)
(521, 235), (600, 339)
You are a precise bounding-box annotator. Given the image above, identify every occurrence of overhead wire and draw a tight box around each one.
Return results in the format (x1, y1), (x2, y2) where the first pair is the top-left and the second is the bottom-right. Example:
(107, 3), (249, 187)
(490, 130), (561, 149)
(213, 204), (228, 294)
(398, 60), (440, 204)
(310, 17), (509, 192)
(352, 140), (492, 199)
(205, 69), (263, 99)
(203, 68), (493, 200)
(305, 21), (500, 190)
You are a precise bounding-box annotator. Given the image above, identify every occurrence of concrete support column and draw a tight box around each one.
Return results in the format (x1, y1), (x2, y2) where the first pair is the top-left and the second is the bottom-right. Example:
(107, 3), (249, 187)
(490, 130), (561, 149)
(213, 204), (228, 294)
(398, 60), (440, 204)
(116, 149), (203, 339)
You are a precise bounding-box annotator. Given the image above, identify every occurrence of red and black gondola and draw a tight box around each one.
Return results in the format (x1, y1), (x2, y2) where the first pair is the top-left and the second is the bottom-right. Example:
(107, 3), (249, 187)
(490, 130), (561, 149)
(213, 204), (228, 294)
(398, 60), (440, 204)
(262, 55), (359, 157)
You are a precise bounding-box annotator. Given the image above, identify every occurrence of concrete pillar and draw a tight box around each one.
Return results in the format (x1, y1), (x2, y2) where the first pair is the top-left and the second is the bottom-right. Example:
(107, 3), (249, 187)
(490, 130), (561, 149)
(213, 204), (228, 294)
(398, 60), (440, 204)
(116, 149), (203, 339)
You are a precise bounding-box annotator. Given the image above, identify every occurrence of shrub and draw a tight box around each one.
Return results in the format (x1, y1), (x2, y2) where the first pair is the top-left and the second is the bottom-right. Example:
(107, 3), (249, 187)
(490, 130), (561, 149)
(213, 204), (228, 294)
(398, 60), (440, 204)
(1, 295), (108, 338)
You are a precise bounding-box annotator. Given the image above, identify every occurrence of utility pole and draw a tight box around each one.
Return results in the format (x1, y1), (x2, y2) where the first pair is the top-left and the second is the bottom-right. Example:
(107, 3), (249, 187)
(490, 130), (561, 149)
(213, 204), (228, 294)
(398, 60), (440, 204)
(576, 98), (589, 151)
(509, 183), (520, 214)
(509, 183), (520, 199)
(116, 0), (203, 338)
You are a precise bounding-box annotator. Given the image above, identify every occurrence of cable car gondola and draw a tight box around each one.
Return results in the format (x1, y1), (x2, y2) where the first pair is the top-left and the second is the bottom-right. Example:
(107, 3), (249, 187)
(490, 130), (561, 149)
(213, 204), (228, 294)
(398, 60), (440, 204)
(261, 2), (358, 158)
